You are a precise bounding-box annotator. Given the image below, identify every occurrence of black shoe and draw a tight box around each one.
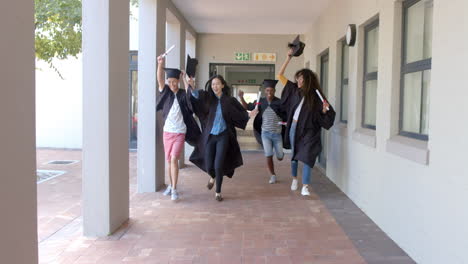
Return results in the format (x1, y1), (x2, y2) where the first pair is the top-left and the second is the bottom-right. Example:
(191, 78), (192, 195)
(215, 194), (223, 202)
(207, 178), (214, 190)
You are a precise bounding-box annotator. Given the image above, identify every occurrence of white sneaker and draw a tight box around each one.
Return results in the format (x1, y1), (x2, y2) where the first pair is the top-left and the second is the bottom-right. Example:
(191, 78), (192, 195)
(269, 175), (276, 184)
(301, 185), (310, 196)
(291, 178), (298, 191)
(163, 185), (172, 196)
(171, 189), (179, 201)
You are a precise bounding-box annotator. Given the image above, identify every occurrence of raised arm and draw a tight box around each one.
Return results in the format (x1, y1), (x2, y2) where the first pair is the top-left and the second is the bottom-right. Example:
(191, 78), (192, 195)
(238, 90), (249, 110)
(278, 48), (294, 77)
(157, 55), (165, 92)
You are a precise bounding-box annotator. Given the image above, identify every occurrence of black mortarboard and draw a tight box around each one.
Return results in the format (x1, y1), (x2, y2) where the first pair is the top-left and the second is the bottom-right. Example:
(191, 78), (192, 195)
(186, 55), (198, 78)
(262, 79), (278, 89)
(288, 35), (306, 57)
(164, 68), (181, 79)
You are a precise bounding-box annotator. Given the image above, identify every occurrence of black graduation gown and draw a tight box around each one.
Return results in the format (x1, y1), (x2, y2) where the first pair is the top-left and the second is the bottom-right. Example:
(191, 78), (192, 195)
(156, 85), (201, 146)
(280, 80), (336, 168)
(186, 87), (249, 178)
(246, 97), (287, 145)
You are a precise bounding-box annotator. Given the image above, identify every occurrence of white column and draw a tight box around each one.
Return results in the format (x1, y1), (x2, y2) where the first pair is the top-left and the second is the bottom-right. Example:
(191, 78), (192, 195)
(82, 0), (129, 236)
(178, 25), (187, 167)
(138, 0), (167, 192)
(0, 1), (38, 263)
(186, 32), (196, 58)
(165, 21), (181, 70)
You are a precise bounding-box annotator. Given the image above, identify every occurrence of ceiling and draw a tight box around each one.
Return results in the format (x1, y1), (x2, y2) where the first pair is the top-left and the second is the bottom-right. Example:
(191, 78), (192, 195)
(171, 0), (331, 34)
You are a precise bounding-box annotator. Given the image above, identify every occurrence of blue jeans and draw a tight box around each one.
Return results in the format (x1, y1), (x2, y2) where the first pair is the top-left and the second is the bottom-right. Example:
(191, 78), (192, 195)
(261, 131), (284, 159)
(289, 122), (311, 184)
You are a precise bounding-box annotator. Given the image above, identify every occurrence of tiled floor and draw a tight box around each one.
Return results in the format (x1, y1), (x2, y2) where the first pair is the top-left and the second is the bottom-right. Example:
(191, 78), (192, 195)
(37, 149), (414, 264)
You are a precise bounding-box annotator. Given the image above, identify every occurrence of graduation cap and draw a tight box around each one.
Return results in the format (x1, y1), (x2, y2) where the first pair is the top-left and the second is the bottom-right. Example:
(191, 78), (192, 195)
(164, 68), (181, 79)
(262, 79), (278, 89)
(186, 55), (198, 78)
(288, 35), (306, 57)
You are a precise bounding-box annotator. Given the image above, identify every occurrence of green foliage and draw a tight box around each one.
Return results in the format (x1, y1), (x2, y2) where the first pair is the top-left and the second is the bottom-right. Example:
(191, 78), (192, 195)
(35, 0), (82, 78)
(35, 0), (138, 78)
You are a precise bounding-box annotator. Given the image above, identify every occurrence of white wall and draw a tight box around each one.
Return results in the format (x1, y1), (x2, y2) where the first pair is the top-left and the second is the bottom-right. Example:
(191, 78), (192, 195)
(196, 34), (304, 95)
(36, 3), (140, 149)
(304, 0), (468, 263)
(36, 57), (83, 148)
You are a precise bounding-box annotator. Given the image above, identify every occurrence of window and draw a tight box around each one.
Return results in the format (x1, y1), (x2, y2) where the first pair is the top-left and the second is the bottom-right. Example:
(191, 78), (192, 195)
(320, 52), (329, 95)
(340, 40), (350, 123)
(362, 19), (379, 130)
(319, 50), (329, 168)
(400, 0), (433, 140)
(129, 51), (138, 149)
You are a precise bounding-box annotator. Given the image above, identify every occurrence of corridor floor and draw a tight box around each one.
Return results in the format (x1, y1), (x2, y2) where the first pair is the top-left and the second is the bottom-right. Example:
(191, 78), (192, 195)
(37, 149), (414, 264)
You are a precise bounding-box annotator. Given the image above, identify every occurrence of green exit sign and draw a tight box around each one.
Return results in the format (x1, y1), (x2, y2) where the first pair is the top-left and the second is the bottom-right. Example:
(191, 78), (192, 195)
(235, 52), (251, 61)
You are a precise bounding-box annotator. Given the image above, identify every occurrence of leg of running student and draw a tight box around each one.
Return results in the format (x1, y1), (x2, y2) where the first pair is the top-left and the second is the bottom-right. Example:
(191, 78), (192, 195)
(163, 132), (174, 196)
(169, 133), (185, 200)
(261, 131), (276, 183)
(273, 132), (284, 161)
(301, 163), (312, 196)
(269, 132), (283, 184)
(289, 122), (298, 191)
(300, 164), (312, 196)
(205, 135), (217, 190)
(214, 132), (229, 201)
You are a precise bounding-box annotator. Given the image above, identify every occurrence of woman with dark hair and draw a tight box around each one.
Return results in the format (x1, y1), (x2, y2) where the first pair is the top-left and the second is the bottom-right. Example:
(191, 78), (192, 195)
(278, 49), (336, 196)
(185, 74), (249, 201)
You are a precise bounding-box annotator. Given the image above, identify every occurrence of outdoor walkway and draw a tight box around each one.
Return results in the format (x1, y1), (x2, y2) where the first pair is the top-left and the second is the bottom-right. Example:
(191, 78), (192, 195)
(37, 149), (414, 264)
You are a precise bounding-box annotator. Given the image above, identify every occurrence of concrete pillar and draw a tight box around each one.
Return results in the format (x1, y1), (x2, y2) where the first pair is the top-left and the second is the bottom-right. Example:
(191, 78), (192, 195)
(82, 0), (129, 236)
(138, 0), (167, 192)
(178, 25), (187, 167)
(165, 21), (181, 71)
(0, 1), (38, 262)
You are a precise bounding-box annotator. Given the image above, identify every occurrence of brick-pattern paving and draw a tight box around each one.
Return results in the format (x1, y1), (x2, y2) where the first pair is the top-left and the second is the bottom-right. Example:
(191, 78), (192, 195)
(37, 149), (412, 263)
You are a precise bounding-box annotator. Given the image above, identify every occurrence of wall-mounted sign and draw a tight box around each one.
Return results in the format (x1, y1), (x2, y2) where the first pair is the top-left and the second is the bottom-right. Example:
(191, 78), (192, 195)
(253, 53), (276, 62)
(235, 52), (251, 61)
(234, 79), (257, 84)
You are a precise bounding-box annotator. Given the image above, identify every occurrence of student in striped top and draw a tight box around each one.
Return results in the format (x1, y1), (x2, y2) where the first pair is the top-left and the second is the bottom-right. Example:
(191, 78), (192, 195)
(278, 48), (336, 196)
(239, 80), (287, 184)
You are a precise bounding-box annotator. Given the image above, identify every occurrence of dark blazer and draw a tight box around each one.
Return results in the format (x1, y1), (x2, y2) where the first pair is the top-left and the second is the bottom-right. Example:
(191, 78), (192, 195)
(280, 80), (336, 168)
(186, 86), (249, 178)
(247, 97), (287, 145)
(156, 85), (201, 146)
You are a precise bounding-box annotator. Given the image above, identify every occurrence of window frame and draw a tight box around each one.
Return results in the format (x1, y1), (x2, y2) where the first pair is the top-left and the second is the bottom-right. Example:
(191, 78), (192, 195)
(399, 0), (432, 141)
(362, 18), (380, 130)
(340, 39), (349, 124)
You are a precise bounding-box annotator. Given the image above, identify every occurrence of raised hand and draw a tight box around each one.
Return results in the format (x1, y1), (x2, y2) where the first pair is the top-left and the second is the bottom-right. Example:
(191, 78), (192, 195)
(157, 55), (164, 65)
(238, 90), (244, 98)
(249, 108), (259, 118)
(322, 101), (330, 113)
(188, 76), (195, 88)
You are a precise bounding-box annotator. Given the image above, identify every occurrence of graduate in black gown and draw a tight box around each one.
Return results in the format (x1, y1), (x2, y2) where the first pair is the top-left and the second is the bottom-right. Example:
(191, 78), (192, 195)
(238, 80), (287, 184)
(277, 47), (336, 196)
(156, 55), (201, 201)
(185, 74), (249, 201)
